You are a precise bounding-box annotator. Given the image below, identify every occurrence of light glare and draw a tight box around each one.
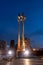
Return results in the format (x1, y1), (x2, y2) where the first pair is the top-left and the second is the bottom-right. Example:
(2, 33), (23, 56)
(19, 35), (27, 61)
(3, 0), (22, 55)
(8, 50), (12, 55)
(24, 50), (29, 56)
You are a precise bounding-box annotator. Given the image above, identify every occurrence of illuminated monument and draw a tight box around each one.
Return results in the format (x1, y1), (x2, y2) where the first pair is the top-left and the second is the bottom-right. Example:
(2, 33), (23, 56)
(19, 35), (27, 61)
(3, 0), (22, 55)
(17, 13), (32, 57)
(17, 13), (26, 53)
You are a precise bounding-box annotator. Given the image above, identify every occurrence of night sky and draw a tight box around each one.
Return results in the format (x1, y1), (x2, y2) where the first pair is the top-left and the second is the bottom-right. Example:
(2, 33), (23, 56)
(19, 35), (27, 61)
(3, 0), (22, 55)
(0, 0), (43, 48)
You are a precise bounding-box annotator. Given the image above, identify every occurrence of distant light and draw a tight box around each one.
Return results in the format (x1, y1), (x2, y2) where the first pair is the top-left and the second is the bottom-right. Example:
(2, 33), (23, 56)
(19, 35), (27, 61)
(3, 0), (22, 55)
(33, 48), (36, 51)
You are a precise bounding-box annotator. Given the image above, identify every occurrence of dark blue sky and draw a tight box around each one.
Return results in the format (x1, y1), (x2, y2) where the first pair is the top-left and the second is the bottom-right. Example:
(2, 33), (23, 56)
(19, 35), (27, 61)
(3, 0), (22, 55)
(0, 0), (43, 48)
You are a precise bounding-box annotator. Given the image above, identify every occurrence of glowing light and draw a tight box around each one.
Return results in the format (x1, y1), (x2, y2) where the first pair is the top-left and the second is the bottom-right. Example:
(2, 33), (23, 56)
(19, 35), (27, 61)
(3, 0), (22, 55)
(8, 50), (12, 55)
(18, 16), (20, 20)
(24, 50), (29, 56)
(7, 50), (14, 56)
(33, 48), (36, 51)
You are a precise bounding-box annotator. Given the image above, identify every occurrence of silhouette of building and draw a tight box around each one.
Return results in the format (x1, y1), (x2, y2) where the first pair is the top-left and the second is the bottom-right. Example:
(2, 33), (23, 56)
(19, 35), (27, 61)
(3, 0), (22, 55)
(10, 40), (15, 49)
(1, 40), (6, 50)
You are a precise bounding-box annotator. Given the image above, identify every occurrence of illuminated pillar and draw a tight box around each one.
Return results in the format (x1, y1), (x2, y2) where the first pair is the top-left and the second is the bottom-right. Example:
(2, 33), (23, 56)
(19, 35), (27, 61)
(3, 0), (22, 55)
(22, 21), (25, 51)
(17, 14), (20, 52)
(21, 13), (26, 51)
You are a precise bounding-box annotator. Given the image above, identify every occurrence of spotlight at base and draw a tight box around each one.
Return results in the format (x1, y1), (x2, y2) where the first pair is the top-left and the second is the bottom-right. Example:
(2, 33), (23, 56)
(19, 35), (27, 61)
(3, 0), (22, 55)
(24, 50), (30, 57)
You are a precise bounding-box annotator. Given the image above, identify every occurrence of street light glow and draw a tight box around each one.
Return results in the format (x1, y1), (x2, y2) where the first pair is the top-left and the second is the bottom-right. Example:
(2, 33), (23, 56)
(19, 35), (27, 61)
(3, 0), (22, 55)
(7, 50), (14, 57)
(24, 50), (29, 56)
(8, 50), (12, 55)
